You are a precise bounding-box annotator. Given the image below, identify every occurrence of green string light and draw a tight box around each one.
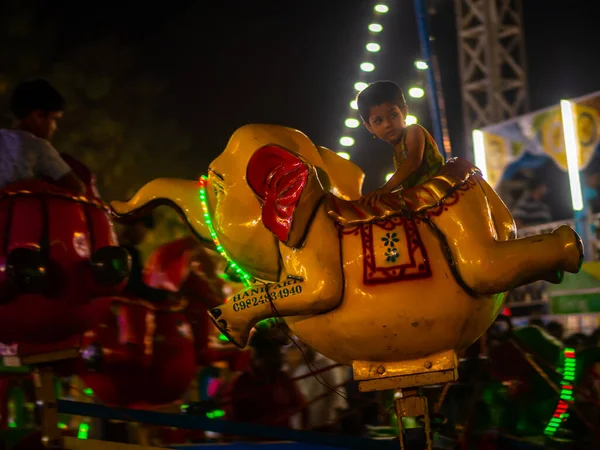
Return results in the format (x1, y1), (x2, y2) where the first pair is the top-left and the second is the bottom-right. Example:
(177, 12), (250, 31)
(198, 176), (253, 288)
(199, 176), (274, 339)
(543, 347), (576, 437)
(77, 422), (89, 439)
(206, 409), (226, 419)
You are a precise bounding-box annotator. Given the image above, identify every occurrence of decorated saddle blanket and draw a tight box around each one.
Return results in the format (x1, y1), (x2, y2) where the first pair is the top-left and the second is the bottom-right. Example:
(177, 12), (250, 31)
(326, 157), (480, 227)
(339, 215), (432, 285)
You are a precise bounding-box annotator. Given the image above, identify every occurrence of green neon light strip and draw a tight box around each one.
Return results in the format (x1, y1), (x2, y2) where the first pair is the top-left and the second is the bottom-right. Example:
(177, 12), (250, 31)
(199, 176), (274, 340)
(198, 176), (253, 288)
(77, 422), (89, 440)
(543, 347), (576, 437)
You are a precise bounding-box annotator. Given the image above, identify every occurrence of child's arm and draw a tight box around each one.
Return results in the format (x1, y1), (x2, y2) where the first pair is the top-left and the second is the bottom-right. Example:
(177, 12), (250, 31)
(380, 125), (426, 193)
(359, 125), (426, 207)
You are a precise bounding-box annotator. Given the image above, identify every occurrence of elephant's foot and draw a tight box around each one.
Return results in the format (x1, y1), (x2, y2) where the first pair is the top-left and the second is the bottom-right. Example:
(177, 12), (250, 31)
(207, 306), (255, 349)
(553, 225), (584, 273)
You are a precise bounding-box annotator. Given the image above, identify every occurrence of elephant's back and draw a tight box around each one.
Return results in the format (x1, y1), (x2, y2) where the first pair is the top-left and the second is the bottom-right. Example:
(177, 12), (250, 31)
(287, 218), (505, 365)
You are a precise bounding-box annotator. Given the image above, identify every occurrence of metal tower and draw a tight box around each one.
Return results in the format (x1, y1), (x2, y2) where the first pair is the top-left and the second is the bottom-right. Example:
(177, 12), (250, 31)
(454, 0), (529, 141)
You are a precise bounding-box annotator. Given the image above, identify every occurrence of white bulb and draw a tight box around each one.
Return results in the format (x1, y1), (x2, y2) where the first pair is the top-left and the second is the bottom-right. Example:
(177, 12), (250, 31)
(339, 136), (355, 147)
(375, 4), (389, 13)
(337, 151), (351, 160)
(350, 100), (358, 110)
(415, 60), (428, 70)
(366, 43), (381, 52)
(360, 62), (375, 72)
(369, 23), (383, 33)
(345, 118), (360, 128)
(354, 82), (368, 91)
(408, 87), (425, 98)
(405, 115), (418, 125)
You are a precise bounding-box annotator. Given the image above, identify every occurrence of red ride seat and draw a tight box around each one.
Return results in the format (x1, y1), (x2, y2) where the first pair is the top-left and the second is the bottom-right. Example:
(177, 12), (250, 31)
(0, 156), (131, 345)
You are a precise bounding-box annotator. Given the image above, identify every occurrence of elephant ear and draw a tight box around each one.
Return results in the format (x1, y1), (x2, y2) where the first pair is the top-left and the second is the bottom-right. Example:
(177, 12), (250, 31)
(247, 145), (325, 248)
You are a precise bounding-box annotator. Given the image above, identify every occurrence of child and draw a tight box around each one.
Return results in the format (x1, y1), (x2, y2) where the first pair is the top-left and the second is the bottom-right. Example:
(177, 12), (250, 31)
(356, 81), (445, 207)
(0, 79), (85, 194)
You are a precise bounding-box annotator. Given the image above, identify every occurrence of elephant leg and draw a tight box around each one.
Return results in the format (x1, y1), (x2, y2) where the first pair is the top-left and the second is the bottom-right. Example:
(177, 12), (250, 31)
(430, 179), (583, 295)
(208, 276), (342, 348)
(478, 180), (563, 284)
(208, 207), (344, 349)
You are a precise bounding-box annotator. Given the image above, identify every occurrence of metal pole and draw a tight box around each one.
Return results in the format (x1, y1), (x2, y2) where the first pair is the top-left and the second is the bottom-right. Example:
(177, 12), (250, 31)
(413, 0), (447, 159)
(431, 52), (453, 158)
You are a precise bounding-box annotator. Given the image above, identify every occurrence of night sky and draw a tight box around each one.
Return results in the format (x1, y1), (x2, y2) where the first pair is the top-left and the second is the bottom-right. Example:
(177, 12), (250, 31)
(25, 0), (600, 192)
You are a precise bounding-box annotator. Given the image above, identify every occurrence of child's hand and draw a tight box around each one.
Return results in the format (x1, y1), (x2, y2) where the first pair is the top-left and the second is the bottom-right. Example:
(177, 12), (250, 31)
(359, 188), (387, 208)
(359, 188), (406, 212)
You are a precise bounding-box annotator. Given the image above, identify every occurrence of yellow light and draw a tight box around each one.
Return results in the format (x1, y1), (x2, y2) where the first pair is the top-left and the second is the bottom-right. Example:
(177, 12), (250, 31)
(345, 118), (360, 128)
(405, 115), (418, 126)
(560, 100), (584, 211)
(408, 87), (425, 98)
(385, 172), (394, 182)
(375, 4), (389, 13)
(337, 151), (351, 160)
(350, 100), (358, 110)
(340, 136), (355, 147)
(366, 43), (381, 52)
(369, 23), (383, 33)
(415, 60), (428, 70)
(360, 62), (375, 72)
(354, 82), (368, 91)
(472, 129), (488, 180)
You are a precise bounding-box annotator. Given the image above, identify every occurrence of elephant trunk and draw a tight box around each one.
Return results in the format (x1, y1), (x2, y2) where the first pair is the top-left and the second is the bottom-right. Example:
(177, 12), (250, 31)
(110, 178), (213, 247)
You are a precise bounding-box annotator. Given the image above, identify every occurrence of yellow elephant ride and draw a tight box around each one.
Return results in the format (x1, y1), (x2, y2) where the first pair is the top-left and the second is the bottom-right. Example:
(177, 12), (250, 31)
(111, 124), (583, 373)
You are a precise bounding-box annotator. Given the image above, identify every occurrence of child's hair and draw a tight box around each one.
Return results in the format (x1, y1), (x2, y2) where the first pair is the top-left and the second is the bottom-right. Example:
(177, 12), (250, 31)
(9, 79), (65, 119)
(356, 81), (407, 123)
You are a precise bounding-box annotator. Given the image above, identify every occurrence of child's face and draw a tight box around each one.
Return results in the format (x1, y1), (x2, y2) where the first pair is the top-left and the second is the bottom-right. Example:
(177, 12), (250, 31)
(27, 110), (62, 140)
(364, 103), (407, 144)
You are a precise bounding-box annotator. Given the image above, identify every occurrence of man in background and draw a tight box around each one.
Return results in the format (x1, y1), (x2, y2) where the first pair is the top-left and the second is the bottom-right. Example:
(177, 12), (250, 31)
(513, 179), (552, 226)
(0, 79), (85, 194)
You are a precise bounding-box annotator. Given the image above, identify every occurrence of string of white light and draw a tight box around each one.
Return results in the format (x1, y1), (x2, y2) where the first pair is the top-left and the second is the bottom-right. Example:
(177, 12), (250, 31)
(335, 3), (390, 162)
(335, 3), (429, 182)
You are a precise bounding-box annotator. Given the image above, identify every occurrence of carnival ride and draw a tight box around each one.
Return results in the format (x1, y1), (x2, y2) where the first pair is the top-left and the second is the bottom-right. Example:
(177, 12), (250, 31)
(0, 118), (589, 449)
(110, 122), (583, 450)
(0, 154), (250, 449)
(1, 1), (598, 450)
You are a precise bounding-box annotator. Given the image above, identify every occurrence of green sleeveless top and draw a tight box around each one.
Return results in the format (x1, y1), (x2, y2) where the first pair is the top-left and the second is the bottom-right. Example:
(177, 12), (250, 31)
(393, 124), (445, 189)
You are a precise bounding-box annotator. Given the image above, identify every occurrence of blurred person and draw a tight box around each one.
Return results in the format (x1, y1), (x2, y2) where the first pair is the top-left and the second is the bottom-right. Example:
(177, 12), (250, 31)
(284, 338), (348, 431)
(564, 333), (590, 353)
(528, 318), (545, 328)
(590, 328), (600, 347)
(580, 163), (600, 213)
(221, 327), (308, 433)
(545, 320), (565, 342)
(512, 179), (552, 226)
(496, 168), (534, 211)
(0, 79), (85, 194)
